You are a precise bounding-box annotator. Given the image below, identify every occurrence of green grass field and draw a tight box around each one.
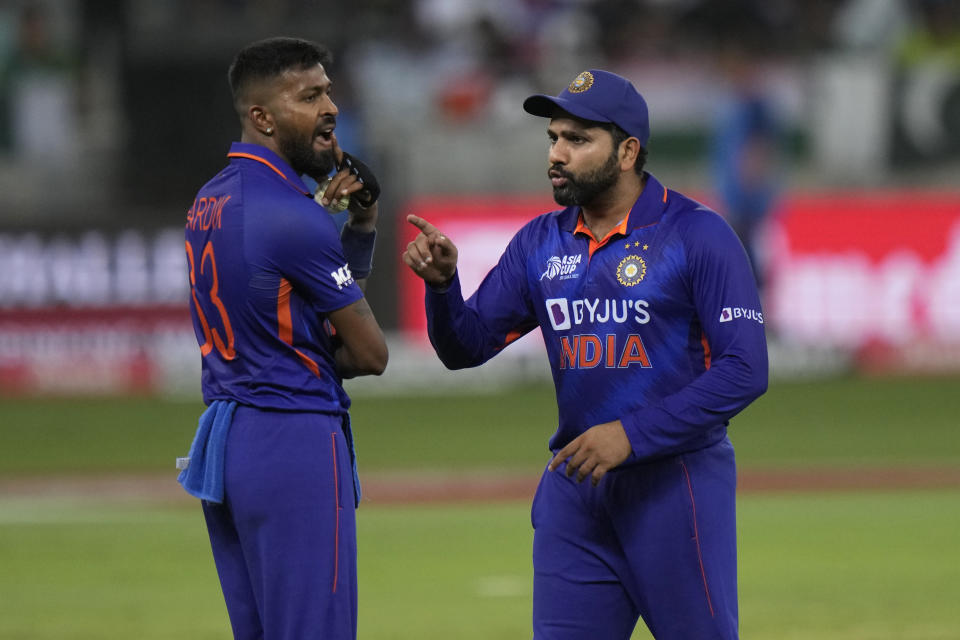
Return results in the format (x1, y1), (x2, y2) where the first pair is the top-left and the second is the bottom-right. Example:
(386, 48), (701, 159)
(1, 493), (957, 639)
(2, 374), (959, 476)
(1, 375), (959, 639)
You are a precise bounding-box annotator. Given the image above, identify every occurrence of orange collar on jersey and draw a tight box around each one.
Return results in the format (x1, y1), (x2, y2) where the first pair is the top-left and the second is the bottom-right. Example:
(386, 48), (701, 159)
(571, 177), (668, 258)
(574, 212), (630, 258)
(227, 148), (312, 197)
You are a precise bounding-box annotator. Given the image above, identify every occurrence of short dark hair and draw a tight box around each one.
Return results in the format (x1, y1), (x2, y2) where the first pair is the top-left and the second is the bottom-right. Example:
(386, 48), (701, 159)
(603, 122), (647, 175)
(228, 37), (332, 107)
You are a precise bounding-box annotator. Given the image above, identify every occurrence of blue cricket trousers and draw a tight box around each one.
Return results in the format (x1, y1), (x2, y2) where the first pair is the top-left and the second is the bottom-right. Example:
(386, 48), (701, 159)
(532, 437), (739, 639)
(202, 406), (358, 640)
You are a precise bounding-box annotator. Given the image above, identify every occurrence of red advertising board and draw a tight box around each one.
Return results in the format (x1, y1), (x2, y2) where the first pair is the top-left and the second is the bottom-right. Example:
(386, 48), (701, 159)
(0, 305), (194, 395)
(766, 191), (960, 349)
(3, 189), (959, 396)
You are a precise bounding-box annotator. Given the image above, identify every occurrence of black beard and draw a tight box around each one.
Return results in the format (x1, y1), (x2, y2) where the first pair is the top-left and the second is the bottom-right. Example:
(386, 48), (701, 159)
(552, 151), (620, 207)
(278, 131), (337, 180)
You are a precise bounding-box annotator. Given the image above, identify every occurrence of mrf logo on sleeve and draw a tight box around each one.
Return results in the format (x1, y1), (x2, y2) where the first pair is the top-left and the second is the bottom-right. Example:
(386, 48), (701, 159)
(331, 264), (354, 290)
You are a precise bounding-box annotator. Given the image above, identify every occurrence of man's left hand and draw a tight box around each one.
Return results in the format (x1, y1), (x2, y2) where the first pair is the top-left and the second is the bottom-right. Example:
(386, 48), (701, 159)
(548, 420), (632, 487)
(324, 135), (379, 231)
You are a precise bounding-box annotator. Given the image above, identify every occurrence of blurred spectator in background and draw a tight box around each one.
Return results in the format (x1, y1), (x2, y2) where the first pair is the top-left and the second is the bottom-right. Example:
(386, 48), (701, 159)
(414, 0), (540, 123)
(899, 0), (960, 66)
(709, 36), (784, 297)
(0, 2), (79, 166)
(831, 0), (911, 52)
(894, 0), (960, 161)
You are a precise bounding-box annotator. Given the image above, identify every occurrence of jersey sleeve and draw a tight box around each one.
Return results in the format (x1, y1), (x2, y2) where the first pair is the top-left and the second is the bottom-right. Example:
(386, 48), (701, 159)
(425, 228), (539, 369)
(261, 198), (364, 313)
(620, 209), (768, 461)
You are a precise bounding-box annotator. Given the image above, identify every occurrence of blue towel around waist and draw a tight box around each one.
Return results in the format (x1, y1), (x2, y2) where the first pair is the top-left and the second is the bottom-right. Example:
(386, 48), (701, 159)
(177, 401), (362, 507)
(177, 400), (238, 503)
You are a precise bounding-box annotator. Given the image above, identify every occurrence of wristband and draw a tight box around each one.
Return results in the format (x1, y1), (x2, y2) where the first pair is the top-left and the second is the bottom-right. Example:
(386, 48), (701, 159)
(340, 224), (376, 279)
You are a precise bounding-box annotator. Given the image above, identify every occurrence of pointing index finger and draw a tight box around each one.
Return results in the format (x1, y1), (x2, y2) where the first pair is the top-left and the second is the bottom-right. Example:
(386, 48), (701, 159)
(406, 214), (439, 236)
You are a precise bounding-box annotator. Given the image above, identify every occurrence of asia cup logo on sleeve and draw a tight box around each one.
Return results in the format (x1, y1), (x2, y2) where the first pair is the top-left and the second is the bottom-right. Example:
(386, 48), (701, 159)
(568, 71), (594, 93)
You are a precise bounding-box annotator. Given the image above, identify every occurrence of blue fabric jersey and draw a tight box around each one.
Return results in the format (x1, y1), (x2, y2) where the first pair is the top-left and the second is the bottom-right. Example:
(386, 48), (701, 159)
(185, 142), (364, 413)
(426, 173), (768, 461)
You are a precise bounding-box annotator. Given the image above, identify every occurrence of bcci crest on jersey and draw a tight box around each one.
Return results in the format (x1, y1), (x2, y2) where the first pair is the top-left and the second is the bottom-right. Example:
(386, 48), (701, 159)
(617, 255), (646, 286)
(540, 254), (583, 281)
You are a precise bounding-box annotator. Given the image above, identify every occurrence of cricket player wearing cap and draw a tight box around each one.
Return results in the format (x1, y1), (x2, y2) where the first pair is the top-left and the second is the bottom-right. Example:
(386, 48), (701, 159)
(403, 69), (768, 639)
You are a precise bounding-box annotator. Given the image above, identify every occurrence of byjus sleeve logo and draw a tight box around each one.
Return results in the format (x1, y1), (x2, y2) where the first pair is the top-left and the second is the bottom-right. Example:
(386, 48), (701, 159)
(719, 306), (764, 324)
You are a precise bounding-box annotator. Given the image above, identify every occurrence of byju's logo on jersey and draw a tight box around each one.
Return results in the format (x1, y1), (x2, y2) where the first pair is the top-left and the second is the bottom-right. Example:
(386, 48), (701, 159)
(545, 298), (571, 330)
(545, 297), (651, 330)
(719, 306), (764, 324)
(540, 254), (583, 281)
(331, 263), (354, 290)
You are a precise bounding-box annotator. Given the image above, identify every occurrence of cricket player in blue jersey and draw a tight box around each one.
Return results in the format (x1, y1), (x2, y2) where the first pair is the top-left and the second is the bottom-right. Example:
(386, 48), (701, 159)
(180, 38), (387, 639)
(403, 69), (768, 639)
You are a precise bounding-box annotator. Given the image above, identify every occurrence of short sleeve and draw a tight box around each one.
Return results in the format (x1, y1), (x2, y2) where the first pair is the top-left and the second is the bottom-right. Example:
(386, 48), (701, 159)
(257, 196), (364, 313)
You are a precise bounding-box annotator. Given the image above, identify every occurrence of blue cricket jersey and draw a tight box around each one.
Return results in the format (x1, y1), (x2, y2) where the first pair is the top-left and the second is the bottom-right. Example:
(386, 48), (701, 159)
(185, 142), (364, 413)
(425, 173), (768, 461)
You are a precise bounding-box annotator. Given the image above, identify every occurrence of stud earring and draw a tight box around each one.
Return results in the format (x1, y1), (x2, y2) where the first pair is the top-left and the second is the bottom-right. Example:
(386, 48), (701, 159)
(266, 128), (273, 135)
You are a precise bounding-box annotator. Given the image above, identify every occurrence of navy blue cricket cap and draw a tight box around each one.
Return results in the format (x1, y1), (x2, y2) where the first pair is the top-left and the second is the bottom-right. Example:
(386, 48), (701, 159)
(523, 69), (650, 147)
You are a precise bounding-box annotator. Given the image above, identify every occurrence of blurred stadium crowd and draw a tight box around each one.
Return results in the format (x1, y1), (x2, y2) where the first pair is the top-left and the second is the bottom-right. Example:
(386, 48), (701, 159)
(0, 0), (959, 393)
(1, 0), (958, 216)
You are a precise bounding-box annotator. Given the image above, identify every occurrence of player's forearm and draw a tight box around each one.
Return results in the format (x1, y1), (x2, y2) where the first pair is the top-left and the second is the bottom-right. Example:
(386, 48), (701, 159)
(425, 272), (494, 369)
(344, 215), (376, 234)
(335, 343), (387, 378)
(334, 326), (388, 378)
(328, 299), (388, 378)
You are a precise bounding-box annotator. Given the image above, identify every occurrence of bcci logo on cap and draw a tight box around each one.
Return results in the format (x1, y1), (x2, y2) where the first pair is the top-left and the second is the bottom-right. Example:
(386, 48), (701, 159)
(568, 71), (594, 93)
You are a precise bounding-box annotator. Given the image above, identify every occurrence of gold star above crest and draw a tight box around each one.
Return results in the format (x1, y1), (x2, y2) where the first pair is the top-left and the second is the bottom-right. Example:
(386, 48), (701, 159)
(634, 241), (641, 247)
(624, 243), (631, 249)
(643, 244), (649, 250)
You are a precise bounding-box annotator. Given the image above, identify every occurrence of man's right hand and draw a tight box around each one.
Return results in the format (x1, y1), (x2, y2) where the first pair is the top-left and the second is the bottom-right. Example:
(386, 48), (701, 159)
(403, 215), (458, 286)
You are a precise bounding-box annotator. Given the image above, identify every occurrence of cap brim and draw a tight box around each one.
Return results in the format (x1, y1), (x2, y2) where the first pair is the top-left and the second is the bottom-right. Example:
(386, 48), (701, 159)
(522, 94), (612, 126)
